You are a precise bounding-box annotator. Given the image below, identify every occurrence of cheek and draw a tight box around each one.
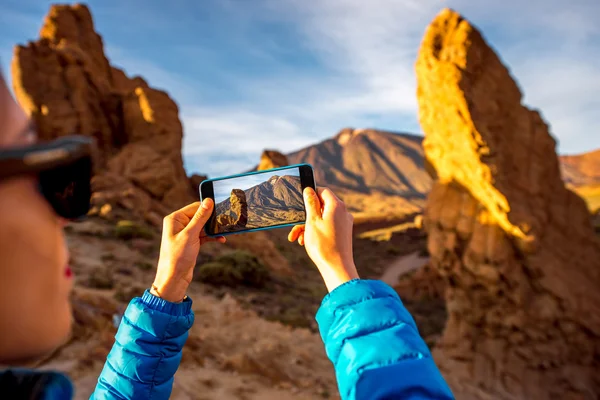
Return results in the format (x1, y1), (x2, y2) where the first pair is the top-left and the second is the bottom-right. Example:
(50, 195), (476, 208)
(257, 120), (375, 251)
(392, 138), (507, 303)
(0, 225), (71, 360)
(0, 182), (69, 299)
(0, 181), (72, 355)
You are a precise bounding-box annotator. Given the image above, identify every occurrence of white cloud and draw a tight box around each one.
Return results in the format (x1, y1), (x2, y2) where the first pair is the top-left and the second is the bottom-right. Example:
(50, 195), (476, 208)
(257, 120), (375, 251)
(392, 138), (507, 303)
(182, 108), (315, 176)
(178, 0), (600, 175)
(258, 0), (600, 154)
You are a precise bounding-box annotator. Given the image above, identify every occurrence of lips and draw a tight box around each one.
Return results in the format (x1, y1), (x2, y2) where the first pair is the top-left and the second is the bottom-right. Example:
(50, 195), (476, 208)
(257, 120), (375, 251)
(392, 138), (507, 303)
(65, 265), (73, 278)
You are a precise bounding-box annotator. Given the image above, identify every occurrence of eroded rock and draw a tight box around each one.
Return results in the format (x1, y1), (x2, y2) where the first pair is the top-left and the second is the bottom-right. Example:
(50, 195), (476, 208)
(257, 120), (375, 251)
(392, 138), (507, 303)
(215, 189), (248, 233)
(11, 4), (193, 212)
(416, 8), (600, 399)
(258, 150), (289, 171)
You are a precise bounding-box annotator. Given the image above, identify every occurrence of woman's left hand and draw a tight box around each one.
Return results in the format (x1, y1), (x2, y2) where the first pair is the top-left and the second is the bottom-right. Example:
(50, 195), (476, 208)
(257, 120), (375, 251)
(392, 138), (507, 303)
(151, 198), (226, 302)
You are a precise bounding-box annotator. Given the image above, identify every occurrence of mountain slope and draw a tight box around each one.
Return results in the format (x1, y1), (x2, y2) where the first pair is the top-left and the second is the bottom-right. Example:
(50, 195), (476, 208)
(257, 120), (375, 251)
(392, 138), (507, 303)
(287, 128), (430, 217)
(560, 149), (600, 212)
(560, 149), (600, 186)
(216, 175), (305, 230)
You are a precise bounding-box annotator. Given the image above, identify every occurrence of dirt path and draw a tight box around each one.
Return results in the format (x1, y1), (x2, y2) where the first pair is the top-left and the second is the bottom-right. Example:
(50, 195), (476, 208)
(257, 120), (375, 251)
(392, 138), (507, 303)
(380, 251), (429, 285)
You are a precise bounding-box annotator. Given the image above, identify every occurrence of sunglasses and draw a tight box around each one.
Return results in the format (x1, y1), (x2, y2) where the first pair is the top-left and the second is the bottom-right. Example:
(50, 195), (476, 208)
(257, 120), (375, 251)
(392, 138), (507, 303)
(0, 135), (95, 220)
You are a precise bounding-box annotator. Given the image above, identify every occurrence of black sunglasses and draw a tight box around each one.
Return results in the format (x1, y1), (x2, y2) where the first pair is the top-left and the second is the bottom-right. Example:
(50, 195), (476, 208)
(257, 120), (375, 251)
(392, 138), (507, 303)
(0, 135), (95, 220)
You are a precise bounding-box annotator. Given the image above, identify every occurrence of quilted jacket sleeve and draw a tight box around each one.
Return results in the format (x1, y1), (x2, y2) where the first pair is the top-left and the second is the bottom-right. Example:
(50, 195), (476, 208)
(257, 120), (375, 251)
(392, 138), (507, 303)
(90, 290), (194, 399)
(316, 279), (454, 400)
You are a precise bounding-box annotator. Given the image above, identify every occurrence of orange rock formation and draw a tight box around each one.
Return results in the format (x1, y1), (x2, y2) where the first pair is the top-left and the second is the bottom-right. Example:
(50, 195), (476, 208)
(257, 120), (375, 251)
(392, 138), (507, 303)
(257, 150), (289, 171)
(11, 4), (194, 222)
(416, 8), (600, 399)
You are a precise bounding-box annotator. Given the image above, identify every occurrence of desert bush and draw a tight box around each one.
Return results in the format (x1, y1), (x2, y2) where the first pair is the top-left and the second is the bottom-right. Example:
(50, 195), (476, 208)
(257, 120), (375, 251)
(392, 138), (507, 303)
(114, 283), (146, 303)
(101, 253), (116, 262)
(195, 250), (269, 288)
(88, 267), (114, 289)
(113, 220), (155, 240)
(276, 307), (309, 328)
(135, 260), (154, 271)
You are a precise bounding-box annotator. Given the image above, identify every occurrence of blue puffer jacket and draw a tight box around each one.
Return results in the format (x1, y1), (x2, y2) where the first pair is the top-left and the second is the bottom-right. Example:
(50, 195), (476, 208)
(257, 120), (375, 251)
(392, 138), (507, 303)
(0, 289), (193, 399)
(317, 279), (454, 399)
(0, 280), (453, 399)
(91, 289), (194, 398)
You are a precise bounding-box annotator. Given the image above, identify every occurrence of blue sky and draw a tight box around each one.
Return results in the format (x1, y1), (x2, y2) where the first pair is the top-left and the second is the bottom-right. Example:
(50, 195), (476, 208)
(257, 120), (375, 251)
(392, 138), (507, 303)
(213, 167), (300, 204)
(2, 0), (599, 177)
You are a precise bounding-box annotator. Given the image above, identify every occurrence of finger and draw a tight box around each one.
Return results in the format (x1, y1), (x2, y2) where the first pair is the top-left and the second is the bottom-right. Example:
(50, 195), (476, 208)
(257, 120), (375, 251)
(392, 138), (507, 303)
(200, 235), (226, 245)
(319, 188), (344, 217)
(184, 198), (214, 236)
(303, 187), (322, 221)
(298, 232), (305, 246)
(288, 225), (304, 242)
(163, 202), (201, 236)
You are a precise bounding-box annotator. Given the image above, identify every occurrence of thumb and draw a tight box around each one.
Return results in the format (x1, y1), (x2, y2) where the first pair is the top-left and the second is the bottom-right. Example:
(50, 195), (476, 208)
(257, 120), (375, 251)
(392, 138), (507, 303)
(303, 187), (321, 220)
(185, 198), (214, 235)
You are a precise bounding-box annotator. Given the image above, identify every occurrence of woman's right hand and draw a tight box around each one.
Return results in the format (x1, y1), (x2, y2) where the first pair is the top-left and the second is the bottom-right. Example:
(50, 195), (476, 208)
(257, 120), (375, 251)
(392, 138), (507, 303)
(288, 187), (359, 292)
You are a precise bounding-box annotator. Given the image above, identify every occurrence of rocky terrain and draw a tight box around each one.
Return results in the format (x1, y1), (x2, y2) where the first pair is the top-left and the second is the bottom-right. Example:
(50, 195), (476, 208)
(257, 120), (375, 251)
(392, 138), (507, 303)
(11, 4), (195, 227)
(9, 6), (394, 399)
(416, 8), (600, 399)
(10, 3), (600, 400)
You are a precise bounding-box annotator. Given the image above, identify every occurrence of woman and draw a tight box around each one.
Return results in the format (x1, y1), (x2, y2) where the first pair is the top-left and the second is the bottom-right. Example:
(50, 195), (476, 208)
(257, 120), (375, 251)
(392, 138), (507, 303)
(0, 71), (453, 399)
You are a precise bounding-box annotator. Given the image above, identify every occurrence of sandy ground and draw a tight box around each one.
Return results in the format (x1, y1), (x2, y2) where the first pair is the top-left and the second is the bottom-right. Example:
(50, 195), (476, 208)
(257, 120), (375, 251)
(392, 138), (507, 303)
(380, 251), (430, 285)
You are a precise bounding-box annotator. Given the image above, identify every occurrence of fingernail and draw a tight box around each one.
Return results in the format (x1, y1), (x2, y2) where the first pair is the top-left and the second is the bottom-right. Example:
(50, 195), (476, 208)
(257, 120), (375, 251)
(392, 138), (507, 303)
(201, 198), (211, 209)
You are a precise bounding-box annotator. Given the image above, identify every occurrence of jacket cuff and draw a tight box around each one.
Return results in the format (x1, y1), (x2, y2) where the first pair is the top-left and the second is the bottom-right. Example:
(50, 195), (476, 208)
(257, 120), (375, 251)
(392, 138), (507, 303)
(318, 278), (400, 310)
(316, 279), (413, 338)
(141, 289), (193, 316)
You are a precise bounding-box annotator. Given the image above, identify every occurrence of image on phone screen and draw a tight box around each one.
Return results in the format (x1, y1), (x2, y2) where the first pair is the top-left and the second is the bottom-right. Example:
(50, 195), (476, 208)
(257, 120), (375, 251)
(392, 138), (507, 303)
(207, 165), (312, 235)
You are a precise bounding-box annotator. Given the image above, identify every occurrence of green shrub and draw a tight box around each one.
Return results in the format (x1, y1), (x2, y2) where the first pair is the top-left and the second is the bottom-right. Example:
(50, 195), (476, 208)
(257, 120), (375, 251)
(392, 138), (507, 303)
(101, 253), (116, 262)
(135, 261), (154, 271)
(195, 250), (269, 288)
(114, 283), (146, 303)
(88, 267), (114, 290)
(113, 220), (155, 240)
(276, 307), (309, 328)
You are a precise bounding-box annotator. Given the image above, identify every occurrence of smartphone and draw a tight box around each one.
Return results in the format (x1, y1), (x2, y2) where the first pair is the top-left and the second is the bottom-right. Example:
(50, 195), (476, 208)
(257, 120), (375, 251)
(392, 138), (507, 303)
(200, 163), (316, 236)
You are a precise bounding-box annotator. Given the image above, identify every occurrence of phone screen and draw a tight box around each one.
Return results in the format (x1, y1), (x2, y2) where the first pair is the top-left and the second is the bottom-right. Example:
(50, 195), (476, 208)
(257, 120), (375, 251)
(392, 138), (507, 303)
(206, 165), (312, 235)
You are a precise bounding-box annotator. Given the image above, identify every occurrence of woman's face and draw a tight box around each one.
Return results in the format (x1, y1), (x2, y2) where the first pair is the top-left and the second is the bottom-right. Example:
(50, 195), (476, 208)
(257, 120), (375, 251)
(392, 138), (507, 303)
(0, 76), (73, 364)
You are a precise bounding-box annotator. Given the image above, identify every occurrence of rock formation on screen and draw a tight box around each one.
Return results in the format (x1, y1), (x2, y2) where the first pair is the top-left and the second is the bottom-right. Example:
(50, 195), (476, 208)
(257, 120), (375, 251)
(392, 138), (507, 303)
(230, 189), (248, 227)
(215, 189), (248, 233)
(416, 8), (600, 399)
(11, 4), (194, 222)
(258, 150), (289, 171)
